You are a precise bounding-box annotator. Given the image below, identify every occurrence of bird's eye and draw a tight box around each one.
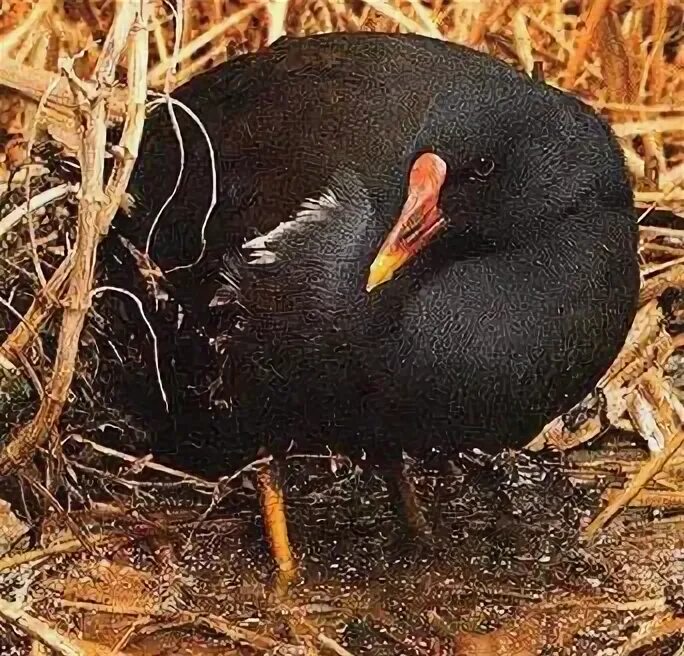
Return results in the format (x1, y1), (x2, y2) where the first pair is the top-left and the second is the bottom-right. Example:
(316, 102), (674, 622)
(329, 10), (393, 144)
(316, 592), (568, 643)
(471, 157), (495, 181)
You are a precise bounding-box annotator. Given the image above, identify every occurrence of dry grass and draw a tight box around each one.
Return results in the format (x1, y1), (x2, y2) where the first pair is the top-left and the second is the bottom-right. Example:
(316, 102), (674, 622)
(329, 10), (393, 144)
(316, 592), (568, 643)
(0, 0), (683, 654)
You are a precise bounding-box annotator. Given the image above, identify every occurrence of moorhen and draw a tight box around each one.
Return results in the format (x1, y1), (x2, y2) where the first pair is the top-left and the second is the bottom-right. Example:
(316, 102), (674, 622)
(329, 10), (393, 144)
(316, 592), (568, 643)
(115, 32), (640, 586)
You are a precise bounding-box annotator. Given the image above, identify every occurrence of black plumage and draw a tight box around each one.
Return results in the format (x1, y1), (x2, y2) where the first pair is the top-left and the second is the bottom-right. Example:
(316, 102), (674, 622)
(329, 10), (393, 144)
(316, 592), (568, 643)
(114, 31), (639, 469)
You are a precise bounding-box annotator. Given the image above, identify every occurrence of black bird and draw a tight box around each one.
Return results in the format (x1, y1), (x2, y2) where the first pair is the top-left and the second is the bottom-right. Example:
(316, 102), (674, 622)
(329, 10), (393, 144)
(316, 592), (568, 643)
(114, 32), (640, 587)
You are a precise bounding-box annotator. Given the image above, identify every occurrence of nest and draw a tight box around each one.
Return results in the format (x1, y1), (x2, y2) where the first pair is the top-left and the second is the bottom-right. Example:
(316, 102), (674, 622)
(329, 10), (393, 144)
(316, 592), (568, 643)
(0, 1), (684, 654)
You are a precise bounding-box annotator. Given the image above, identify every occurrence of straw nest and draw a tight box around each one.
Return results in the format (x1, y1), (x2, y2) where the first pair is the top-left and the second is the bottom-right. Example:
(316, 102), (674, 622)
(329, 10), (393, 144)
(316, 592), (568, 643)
(0, 1), (683, 654)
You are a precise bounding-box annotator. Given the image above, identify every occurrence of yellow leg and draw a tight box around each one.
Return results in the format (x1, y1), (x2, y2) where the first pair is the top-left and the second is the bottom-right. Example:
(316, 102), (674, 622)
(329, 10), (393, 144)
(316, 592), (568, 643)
(388, 460), (432, 537)
(256, 459), (297, 593)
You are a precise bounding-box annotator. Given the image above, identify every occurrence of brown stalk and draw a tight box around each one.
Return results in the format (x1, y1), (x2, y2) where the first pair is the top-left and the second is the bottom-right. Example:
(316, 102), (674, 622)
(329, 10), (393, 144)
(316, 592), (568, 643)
(640, 264), (684, 303)
(52, 599), (277, 651)
(602, 487), (684, 508)
(564, 0), (612, 88)
(0, 254), (74, 368)
(640, 0), (668, 178)
(0, 55), (127, 125)
(146, 3), (268, 87)
(0, 534), (123, 574)
(596, 10), (635, 103)
(0, 1), (150, 476)
(618, 614), (684, 655)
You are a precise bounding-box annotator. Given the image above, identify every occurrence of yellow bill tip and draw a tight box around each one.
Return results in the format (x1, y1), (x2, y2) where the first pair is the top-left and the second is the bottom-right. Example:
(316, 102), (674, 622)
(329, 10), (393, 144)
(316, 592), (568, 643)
(366, 252), (404, 293)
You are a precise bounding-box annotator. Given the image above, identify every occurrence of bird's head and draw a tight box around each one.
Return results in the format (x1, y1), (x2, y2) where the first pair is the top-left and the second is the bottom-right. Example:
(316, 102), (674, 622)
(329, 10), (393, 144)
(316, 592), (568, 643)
(366, 97), (632, 292)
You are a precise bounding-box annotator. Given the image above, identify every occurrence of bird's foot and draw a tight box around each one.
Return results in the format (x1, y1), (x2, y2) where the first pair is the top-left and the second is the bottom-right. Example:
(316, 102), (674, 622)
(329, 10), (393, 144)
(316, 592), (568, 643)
(399, 481), (432, 537)
(389, 460), (434, 542)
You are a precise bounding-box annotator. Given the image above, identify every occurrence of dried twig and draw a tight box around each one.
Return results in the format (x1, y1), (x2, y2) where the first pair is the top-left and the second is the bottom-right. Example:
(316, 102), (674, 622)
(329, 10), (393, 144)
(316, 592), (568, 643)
(0, 599), (88, 656)
(0, 253), (74, 369)
(65, 434), (215, 490)
(0, 1), (150, 476)
(53, 598), (278, 651)
(0, 55), (126, 125)
(0, 183), (77, 242)
(613, 116), (684, 138)
(584, 377), (684, 536)
(316, 632), (357, 656)
(454, 604), (603, 656)
(90, 285), (169, 410)
(0, 0), (55, 60)
(362, 0), (436, 38)
(617, 614), (684, 655)
(156, 95), (217, 272)
(511, 9), (534, 75)
(405, 0), (442, 40)
(527, 298), (671, 452)
(602, 487), (684, 508)
(0, 534), (124, 573)
(267, 0), (290, 44)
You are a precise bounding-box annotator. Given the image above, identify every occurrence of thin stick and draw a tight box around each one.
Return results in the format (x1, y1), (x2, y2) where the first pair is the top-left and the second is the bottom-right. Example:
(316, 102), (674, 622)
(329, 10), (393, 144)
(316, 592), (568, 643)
(512, 9), (534, 75)
(20, 474), (96, 554)
(0, 534), (122, 573)
(317, 631), (357, 656)
(405, 0), (442, 39)
(145, 1), (185, 256)
(641, 255), (684, 277)
(613, 116), (684, 137)
(153, 96), (217, 272)
(0, 183), (77, 242)
(0, 55), (126, 123)
(618, 615), (684, 655)
(172, 38), (228, 88)
(0, 0), (54, 59)
(0, 599), (87, 656)
(640, 225), (684, 239)
(21, 60), (73, 290)
(591, 100), (684, 113)
(112, 617), (152, 653)
(267, 0), (289, 44)
(468, 0), (515, 46)
(21, 54), (71, 287)
(52, 599), (277, 650)
(66, 434), (215, 489)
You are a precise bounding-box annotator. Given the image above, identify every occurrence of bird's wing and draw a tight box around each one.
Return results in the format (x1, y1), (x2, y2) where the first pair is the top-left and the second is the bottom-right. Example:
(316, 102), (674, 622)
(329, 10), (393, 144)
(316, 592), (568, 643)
(209, 168), (374, 309)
